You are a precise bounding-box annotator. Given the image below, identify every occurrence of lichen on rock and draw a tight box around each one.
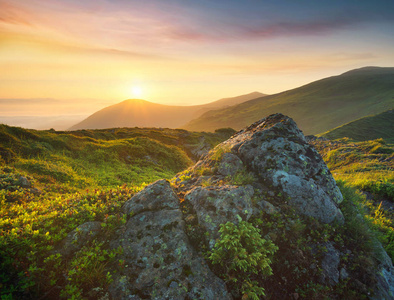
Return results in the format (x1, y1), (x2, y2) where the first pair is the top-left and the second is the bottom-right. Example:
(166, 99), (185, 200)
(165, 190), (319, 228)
(184, 184), (254, 248)
(109, 180), (231, 300)
(211, 113), (344, 224)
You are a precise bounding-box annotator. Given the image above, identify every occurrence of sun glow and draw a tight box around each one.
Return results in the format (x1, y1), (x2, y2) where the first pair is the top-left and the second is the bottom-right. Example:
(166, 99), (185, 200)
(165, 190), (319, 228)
(132, 86), (143, 98)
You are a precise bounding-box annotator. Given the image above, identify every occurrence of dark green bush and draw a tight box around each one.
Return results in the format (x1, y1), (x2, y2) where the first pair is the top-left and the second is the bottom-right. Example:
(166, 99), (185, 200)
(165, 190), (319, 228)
(209, 221), (278, 299)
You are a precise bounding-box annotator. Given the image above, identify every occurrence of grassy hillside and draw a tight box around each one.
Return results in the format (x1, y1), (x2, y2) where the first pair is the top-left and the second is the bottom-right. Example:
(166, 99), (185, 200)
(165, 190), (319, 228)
(0, 125), (235, 187)
(310, 137), (394, 257)
(69, 92), (265, 130)
(0, 124), (234, 298)
(319, 109), (394, 142)
(184, 67), (394, 135)
(1, 122), (394, 298)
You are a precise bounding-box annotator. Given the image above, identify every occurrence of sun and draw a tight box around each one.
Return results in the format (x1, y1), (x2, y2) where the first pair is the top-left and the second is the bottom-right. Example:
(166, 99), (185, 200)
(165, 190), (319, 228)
(131, 86), (143, 98)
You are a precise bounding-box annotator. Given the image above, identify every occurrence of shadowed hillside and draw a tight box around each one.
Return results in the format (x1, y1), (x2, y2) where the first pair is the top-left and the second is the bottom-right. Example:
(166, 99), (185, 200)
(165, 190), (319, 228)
(319, 109), (394, 142)
(183, 67), (394, 135)
(69, 92), (265, 131)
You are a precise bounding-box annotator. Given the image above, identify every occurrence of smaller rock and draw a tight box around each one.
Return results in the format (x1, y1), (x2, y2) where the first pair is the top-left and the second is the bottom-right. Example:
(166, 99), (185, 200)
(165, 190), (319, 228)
(55, 221), (102, 258)
(339, 268), (349, 280)
(122, 179), (179, 216)
(30, 188), (41, 195)
(291, 292), (299, 300)
(319, 242), (340, 285)
(373, 265), (394, 300)
(256, 200), (279, 215)
(375, 241), (393, 269)
(18, 176), (31, 188)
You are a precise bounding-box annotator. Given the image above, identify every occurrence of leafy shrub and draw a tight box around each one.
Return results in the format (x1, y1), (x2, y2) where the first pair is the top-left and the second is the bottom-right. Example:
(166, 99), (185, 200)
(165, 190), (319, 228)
(60, 240), (121, 299)
(209, 221), (278, 299)
(214, 128), (237, 136)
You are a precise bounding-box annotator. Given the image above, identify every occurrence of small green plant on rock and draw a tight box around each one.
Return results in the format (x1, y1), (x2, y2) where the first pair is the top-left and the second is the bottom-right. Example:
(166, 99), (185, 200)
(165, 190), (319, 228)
(209, 221), (278, 299)
(226, 169), (257, 186)
(210, 144), (232, 162)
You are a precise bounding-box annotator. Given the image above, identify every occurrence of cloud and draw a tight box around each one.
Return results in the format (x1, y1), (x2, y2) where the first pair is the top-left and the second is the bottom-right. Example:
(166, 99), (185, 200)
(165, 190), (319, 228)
(0, 1), (32, 26)
(2, 0), (392, 51)
(167, 11), (394, 44)
(0, 98), (59, 105)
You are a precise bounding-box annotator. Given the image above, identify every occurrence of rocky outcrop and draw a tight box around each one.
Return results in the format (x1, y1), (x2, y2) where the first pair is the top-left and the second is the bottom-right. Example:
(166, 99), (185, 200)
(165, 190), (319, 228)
(82, 113), (393, 299)
(191, 113), (344, 224)
(109, 180), (231, 299)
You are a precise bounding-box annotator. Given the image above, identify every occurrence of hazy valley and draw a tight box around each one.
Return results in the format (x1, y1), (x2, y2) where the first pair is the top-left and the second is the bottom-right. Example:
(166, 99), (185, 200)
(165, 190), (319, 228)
(68, 92), (265, 131)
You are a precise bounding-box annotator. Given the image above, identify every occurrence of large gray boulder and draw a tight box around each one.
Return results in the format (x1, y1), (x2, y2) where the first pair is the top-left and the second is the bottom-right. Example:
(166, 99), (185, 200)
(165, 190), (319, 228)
(109, 180), (231, 300)
(218, 113), (344, 224)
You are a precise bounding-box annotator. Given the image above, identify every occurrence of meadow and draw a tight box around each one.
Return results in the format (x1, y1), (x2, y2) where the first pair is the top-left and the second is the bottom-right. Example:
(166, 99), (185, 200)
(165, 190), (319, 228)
(0, 125), (234, 298)
(310, 137), (394, 259)
(0, 124), (393, 299)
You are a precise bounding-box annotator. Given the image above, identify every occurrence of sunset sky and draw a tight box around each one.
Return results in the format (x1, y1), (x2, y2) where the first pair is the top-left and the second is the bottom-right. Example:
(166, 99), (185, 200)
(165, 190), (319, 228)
(1, 0), (394, 119)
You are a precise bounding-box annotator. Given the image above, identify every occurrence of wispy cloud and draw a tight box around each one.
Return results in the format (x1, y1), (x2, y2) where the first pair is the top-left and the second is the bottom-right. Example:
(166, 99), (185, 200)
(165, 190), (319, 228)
(0, 1), (32, 26)
(0, 98), (58, 104)
(1, 0), (393, 104)
(167, 11), (394, 44)
(1, 0), (393, 49)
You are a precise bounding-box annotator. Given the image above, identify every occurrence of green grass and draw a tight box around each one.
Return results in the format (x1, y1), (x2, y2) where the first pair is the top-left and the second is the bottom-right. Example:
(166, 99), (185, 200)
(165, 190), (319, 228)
(310, 137), (394, 262)
(1, 122), (394, 299)
(184, 67), (394, 134)
(0, 124), (232, 299)
(319, 109), (394, 142)
(310, 138), (393, 200)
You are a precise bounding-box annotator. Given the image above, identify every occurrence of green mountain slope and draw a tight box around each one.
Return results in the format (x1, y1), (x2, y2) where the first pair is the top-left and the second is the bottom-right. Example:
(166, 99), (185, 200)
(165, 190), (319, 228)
(319, 109), (394, 142)
(183, 67), (394, 135)
(69, 92), (265, 131)
(0, 125), (234, 187)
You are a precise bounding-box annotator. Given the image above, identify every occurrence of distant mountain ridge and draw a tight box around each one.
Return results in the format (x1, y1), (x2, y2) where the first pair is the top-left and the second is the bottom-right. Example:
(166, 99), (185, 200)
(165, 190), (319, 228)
(183, 66), (394, 135)
(319, 109), (394, 142)
(69, 92), (266, 130)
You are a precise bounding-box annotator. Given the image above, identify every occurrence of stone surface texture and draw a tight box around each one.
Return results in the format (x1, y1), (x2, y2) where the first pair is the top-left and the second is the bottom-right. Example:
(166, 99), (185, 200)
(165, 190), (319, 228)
(220, 113), (343, 224)
(109, 180), (231, 300)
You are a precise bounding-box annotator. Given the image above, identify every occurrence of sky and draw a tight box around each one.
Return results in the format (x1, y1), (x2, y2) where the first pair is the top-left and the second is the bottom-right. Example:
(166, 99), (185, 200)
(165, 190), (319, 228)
(1, 0), (394, 120)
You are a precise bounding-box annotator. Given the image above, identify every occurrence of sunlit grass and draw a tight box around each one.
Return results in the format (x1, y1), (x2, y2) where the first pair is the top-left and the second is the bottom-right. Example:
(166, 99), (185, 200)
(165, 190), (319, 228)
(0, 124), (233, 298)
